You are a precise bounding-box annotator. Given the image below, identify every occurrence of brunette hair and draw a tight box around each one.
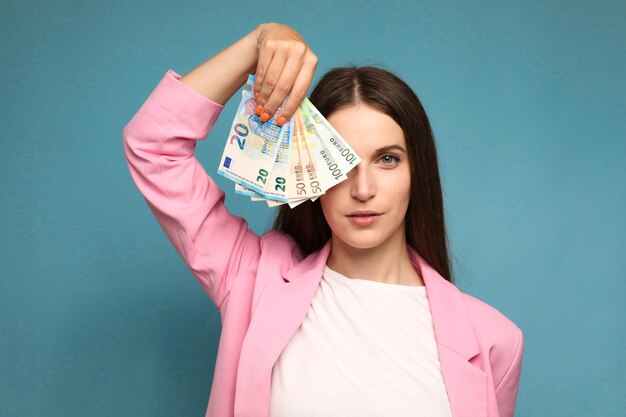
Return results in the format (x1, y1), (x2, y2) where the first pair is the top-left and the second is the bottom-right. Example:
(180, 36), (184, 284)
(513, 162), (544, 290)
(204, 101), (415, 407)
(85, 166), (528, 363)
(272, 66), (454, 283)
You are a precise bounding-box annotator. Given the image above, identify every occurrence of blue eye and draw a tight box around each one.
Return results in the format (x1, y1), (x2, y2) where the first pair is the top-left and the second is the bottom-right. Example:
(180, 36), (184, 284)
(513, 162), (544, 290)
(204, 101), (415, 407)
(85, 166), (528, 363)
(380, 154), (400, 165)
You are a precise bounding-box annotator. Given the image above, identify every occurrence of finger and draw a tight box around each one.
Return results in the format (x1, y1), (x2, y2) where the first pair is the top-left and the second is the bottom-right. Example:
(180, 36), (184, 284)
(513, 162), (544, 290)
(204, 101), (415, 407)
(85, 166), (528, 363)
(260, 55), (303, 123)
(276, 57), (317, 126)
(254, 43), (274, 103)
(256, 48), (287, 120)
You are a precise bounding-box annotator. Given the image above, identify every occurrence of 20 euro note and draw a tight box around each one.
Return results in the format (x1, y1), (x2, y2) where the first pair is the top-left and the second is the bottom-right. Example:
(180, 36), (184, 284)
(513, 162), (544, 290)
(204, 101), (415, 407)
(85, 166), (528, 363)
(234, 118), (293, 203)
(217, 75), (288, 195)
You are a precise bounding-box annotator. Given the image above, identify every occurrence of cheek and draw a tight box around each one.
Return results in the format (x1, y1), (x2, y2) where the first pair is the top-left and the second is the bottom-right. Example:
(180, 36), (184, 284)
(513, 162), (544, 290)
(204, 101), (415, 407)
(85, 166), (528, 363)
(320, 184), (349, 232)
(319, 192), (337, 223)
(320, 181), (347, 211)
(383, 169), (412, 205)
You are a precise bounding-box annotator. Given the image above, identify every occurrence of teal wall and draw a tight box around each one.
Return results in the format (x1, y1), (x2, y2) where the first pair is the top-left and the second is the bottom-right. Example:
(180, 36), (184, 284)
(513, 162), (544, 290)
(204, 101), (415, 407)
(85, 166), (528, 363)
(1, 0), (624, 415)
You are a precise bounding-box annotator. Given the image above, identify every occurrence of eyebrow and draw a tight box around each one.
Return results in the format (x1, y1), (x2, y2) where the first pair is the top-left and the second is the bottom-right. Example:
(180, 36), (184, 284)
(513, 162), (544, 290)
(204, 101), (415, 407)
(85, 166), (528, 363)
(375, 145), (407, 153)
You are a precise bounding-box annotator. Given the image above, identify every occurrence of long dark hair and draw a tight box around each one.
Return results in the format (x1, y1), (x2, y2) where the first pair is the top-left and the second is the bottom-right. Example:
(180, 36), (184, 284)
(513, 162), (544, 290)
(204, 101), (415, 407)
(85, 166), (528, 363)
(272, 66), (454, 283)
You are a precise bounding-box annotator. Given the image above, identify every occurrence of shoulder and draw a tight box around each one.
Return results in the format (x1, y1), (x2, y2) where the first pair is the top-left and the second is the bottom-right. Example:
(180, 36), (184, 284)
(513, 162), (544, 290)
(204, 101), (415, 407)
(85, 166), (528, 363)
(260, 229), (300, 252)
(459, 291), (524, 386)
(460, 291), (523, 342)
(259, 229), (305, 263)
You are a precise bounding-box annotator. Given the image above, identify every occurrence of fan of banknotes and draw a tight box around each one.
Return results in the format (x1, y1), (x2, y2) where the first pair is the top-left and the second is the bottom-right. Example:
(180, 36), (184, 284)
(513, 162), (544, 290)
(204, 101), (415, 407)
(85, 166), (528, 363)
(217, 74), (361, 208)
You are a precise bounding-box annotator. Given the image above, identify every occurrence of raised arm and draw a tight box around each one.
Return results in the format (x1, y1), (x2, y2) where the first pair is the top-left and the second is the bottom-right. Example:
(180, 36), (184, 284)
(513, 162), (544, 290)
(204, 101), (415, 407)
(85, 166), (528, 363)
(179, 22), (318, 123)
(122, 23), (317, 313)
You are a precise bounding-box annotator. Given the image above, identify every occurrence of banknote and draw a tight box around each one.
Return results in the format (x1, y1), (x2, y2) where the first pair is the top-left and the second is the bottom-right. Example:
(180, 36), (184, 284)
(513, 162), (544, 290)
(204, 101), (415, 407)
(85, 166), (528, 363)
(301, 98), (361, 169)
(217, 75), (288, 195)
(287, 108), (325, 203)
(220, 75), (361, 208)
(299, 105), (349, 186)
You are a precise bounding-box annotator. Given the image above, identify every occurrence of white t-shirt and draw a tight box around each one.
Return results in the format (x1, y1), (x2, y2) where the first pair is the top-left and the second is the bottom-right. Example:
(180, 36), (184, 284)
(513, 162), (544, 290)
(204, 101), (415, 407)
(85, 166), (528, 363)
(269, 265), (453, 417)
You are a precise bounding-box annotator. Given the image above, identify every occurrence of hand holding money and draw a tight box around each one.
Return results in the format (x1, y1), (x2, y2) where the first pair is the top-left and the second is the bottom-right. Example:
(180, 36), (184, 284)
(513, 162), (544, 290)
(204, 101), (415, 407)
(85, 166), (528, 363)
(252, 22), (319, 127)
(212, 23), (360, 208)
(217, 76), (361, 207)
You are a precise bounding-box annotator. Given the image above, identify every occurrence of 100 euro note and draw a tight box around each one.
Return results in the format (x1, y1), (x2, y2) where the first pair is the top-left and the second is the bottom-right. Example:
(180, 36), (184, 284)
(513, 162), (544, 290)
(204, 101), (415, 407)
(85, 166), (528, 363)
(298, 104), (349, 187)
(301, 97), (361, 170)
(217, 75), (288, 195)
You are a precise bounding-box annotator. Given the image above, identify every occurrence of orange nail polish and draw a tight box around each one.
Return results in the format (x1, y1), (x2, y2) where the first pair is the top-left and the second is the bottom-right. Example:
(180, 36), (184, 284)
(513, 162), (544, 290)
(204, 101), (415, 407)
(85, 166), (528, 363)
(255, 92), (259, 100)
(277, 116), (286, 126)
(255, 105), (263, 115)
(260, 112), (270, 122)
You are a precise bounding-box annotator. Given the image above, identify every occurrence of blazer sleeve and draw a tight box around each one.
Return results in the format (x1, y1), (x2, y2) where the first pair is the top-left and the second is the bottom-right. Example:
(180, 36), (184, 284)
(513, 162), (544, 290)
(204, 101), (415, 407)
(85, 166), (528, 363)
(122, 69), (261, 313)
(494, 326), (524, 417)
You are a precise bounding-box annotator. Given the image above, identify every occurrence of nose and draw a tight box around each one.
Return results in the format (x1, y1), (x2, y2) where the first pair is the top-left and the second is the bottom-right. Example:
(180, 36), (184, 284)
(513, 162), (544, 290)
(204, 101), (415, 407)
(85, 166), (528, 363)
(349, 164), (376, 201)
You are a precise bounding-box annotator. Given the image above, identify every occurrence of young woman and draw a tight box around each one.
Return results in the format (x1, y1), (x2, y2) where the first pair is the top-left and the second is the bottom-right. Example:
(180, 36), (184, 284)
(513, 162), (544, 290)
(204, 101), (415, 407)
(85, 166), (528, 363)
(123, 22), (523, 417)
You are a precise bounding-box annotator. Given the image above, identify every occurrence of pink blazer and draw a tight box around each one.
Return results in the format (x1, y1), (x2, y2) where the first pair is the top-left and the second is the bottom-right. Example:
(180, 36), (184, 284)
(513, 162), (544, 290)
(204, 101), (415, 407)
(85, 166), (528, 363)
(123, 69), (524, 417)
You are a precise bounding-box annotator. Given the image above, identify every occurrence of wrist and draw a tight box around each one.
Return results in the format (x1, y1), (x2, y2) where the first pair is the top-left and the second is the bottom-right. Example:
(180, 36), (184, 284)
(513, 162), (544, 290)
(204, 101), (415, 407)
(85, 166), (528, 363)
(241, 27), (262, 74)
(252, 23), (266, 44)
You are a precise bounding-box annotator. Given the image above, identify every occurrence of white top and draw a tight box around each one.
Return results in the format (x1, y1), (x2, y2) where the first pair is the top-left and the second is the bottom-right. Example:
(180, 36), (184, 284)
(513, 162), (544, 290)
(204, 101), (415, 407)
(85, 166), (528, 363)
(269, 265), (453, 417)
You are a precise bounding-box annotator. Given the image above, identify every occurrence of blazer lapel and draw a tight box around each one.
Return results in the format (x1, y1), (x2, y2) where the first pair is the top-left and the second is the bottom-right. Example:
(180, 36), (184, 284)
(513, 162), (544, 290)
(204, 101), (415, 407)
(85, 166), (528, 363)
(412, 248), (489, 417)
(234, 242), (488, 417)
(234, 242), (332, 417)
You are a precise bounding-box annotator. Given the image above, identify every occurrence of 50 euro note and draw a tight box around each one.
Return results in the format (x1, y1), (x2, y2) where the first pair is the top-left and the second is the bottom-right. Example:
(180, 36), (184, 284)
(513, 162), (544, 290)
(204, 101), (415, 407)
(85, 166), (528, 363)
(285, 107), (326, 207)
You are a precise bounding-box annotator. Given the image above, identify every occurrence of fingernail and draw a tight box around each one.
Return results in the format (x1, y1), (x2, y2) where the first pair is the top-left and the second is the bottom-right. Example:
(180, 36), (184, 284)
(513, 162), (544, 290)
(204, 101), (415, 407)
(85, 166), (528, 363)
(260, 112), (270, 122)
(255, 92), (259, 100)
(255, 105), (263, 115)
(277, 116), (286, 126)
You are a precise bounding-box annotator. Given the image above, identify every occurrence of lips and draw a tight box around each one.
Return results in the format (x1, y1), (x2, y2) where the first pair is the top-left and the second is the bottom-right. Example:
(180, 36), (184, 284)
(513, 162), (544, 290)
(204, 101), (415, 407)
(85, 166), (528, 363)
(346, 210), (382, 227)
(347, 210), (382, 217)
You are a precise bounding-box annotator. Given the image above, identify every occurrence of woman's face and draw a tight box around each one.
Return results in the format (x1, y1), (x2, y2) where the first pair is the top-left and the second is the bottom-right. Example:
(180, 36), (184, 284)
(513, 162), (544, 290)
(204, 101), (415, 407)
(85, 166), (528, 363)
(320, 104), (411, 251)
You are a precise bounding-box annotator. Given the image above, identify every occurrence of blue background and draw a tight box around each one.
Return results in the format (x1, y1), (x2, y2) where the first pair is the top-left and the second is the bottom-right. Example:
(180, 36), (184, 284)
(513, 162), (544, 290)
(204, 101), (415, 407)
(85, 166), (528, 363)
(1, 0), (624, 416)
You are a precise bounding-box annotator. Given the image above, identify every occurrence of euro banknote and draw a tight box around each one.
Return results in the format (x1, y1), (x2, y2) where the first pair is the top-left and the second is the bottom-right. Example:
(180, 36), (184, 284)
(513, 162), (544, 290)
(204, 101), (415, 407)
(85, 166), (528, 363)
(219, 74), (361, 208)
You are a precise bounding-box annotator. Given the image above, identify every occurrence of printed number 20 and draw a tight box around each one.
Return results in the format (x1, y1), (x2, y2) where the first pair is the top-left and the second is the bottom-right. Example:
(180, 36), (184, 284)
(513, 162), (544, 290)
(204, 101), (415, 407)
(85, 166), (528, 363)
(275, 176), (286, 192)
(257, 168), (269, 184)
(230, 123), (248, 150)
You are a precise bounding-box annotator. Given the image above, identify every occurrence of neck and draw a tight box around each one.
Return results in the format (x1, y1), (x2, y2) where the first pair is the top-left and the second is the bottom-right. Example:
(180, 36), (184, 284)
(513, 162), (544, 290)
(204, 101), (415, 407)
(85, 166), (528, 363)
(326, 232), (424, 286)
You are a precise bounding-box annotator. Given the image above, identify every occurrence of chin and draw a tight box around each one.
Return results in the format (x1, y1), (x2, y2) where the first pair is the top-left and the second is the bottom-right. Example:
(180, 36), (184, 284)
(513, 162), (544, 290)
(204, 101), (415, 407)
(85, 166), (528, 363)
(333, 230), (392, 251)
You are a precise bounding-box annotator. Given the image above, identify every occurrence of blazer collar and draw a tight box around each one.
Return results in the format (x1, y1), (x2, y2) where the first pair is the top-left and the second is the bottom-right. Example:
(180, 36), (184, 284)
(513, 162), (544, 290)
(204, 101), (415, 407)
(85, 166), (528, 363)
(284, 240), (480, 358)
(234, 240), (488, 417)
